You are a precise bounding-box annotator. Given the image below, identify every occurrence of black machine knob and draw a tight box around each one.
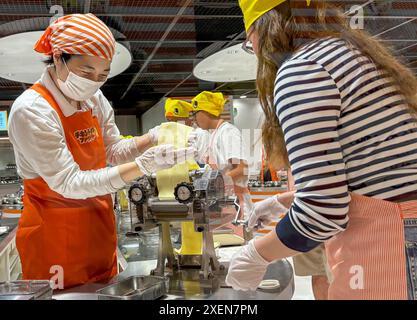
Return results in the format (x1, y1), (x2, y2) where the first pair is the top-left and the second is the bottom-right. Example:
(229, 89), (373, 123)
(174, 182), (195, 204)
(128, 184), (147, 205)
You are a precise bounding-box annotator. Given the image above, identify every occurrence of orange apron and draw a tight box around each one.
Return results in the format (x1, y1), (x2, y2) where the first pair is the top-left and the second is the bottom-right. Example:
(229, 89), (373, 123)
(260, 146), (279, 183)
(16, 83), (117, 289)
(325, 193), (413, 300)
(288, 171), (411, 299)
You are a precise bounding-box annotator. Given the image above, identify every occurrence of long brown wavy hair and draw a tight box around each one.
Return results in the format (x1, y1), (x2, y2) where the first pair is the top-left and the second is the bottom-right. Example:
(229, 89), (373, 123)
(254, 0), (417, 170)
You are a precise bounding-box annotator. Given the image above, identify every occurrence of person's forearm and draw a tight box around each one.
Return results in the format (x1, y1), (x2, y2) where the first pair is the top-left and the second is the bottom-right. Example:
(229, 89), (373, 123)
(135, 134), (154, 152)
(227, 162), (248, 182)
(118, 161), (143, 183)
(254, 231), (300, 262)
(106, 135), (154, 165)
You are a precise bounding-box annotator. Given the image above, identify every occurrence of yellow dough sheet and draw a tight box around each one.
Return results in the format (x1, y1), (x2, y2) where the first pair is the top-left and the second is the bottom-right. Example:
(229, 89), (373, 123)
(156, 122), (202, 255)
(156, 122), (199, 200)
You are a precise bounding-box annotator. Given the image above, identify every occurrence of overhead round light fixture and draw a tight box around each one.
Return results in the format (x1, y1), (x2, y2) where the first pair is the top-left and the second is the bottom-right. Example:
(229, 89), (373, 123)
(0, 31), (132, 84)
(193, 43), (257, 83)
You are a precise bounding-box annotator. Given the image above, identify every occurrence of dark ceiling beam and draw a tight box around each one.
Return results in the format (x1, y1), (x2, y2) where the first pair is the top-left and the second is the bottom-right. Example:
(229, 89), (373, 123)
(128, 40), (241, 44)
(193, 1), (238, 8)
(362, 16), (417, 20)
(380, 39), (417, 42)
(120, 0), (194, 100)
(162, 73), (193, 98)
(396, 40), (417, 53)
(213, 80), (256, 91)
(133, 57), (201, 61)
(3, 11), (417, 20)
(84, 0), (91, 14)
(0, 12), (242, 18)
(373, 17), (417, 38)
(213, 82), (229, 91)
(110, 71), (192, 76)
(239, 89), (257, 96)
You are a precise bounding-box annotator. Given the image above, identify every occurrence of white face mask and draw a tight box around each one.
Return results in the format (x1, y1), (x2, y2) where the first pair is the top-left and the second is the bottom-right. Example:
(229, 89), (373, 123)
(57, 58), (105, 101)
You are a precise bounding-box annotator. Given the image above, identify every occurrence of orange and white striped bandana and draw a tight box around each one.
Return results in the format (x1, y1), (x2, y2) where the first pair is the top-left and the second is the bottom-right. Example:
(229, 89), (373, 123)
(34, 13), (115, 61)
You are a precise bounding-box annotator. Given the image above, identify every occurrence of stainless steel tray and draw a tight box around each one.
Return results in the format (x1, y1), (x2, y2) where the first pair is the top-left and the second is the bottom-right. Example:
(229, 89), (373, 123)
(0, 294), (35, 300)
(0, 226), (9, 236)
(0, 280), (53, 300)
(96, 276), (169, 300)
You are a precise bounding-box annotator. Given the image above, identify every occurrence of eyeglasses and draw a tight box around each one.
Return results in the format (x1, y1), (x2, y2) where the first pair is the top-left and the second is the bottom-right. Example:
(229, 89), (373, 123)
(242, 39), (255, 55)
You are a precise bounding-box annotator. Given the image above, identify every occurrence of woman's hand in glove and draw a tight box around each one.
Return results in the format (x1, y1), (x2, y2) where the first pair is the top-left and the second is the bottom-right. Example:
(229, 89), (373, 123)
(247, 191), (295, 230)
(225, 239), (269, 291)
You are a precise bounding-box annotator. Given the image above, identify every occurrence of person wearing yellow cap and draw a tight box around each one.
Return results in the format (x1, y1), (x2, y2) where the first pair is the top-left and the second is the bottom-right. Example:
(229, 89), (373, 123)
(7, 14), (194, 288)
(226, 0), (417, 300)
(163, 98), (210, 164)
(165, 98), (193, 121)
(191, 91), (252, 227)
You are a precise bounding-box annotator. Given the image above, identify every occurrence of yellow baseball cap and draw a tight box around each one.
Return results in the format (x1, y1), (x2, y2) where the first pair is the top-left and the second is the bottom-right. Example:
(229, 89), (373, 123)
(191, 91), (226, 117)
(164, 98), (192, 118)
(239, 0), (311, 31)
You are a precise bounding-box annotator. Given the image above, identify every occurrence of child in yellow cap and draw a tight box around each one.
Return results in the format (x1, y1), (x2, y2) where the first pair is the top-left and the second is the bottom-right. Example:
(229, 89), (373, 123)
(164, 98), (210, 163)
(191, 91), (252, 229)
(164, 98), (193, 123)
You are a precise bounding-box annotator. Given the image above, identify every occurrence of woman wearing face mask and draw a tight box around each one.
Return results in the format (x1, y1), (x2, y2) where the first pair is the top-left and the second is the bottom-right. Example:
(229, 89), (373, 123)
(8, 14), (194, 288)
(226, 0), (417, 300)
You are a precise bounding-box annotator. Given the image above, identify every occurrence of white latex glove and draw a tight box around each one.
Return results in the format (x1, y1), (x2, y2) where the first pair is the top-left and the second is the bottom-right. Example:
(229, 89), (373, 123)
(225, 240), (269, 291)
(135, 144), (197, 175)
(147, 125), (160, 145)
(247, 195), (289, 230)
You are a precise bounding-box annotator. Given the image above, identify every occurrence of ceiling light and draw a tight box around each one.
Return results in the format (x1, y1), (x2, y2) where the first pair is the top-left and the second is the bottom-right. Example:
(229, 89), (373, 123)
(240, 95), (247, 99)
(193, 43), (257, 83)
(0, 31), (132, 84)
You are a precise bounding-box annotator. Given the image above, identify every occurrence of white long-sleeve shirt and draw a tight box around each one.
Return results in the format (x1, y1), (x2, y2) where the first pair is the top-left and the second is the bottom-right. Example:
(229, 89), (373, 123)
(8, 67), (140, 200)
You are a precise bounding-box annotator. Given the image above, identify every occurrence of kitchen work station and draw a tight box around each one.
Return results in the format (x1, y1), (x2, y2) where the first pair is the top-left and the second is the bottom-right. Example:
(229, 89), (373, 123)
(1, 0), (417, 304)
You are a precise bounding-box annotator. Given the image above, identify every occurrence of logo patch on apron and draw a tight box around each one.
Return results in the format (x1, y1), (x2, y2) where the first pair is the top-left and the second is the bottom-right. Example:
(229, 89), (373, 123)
(74, 127), (98, 144)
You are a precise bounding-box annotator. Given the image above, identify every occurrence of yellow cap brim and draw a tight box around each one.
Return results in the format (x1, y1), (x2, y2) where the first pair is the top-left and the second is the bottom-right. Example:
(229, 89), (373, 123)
(241, 0), (311, 32)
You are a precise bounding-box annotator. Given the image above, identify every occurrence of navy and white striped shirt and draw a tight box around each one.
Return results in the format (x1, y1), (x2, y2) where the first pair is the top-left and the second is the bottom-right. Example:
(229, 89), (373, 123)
(275, 37), (417, 252)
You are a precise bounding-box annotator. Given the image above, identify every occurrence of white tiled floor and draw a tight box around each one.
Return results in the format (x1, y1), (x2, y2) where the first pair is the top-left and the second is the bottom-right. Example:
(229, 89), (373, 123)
(288, 258), (315, 300)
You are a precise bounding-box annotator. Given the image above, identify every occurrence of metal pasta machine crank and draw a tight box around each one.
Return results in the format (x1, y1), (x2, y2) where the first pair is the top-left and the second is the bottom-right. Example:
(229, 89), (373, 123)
(127, 166), (240, 286)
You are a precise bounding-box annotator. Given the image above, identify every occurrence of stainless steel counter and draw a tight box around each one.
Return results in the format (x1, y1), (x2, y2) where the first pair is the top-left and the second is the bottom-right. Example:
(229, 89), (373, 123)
(53, 255), (294, 300)
(0, 218), (19, 254)
(0, 183), (20, 197)
(53, 209), (295, 300)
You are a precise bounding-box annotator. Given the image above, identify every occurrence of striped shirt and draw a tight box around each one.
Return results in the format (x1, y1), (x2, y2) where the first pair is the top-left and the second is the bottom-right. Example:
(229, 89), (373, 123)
(275, 37), (417, 252)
